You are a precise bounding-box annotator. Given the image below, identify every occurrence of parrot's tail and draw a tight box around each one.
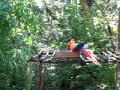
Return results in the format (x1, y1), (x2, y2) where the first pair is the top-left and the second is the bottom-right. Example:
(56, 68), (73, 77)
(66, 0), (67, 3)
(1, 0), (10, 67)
(87, 57), (100, 65)
(82, 49), (100, 65)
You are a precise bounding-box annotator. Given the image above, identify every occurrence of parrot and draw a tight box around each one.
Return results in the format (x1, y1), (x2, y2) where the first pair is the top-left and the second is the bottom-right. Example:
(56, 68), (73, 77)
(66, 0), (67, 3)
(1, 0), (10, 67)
(67, 38), (100, 65)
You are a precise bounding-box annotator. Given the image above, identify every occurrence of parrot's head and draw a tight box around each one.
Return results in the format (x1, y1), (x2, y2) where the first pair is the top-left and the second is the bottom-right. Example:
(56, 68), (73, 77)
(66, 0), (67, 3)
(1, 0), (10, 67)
(68, 37), (75, 43)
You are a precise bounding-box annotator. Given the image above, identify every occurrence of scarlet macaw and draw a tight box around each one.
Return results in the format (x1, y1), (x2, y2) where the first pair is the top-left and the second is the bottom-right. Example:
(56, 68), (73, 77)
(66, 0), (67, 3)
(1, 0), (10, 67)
(67, 38), (100, 65)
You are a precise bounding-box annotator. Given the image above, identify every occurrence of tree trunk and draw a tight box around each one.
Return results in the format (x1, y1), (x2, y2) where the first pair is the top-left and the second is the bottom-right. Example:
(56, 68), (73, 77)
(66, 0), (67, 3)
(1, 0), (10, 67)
(116, 10), (120, 90)
(80, 0), (89, 17)
(116, 63), (120, 90)
(118, 11), (120, 51)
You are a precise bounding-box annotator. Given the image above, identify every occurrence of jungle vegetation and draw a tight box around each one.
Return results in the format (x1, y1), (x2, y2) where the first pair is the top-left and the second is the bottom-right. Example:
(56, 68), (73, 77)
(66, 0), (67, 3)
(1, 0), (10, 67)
(0, 0), (119, 90)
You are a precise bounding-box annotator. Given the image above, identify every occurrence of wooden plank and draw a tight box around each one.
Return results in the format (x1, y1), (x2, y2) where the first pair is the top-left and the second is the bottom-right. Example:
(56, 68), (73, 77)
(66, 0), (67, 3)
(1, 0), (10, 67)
(55, 51), (80, 58)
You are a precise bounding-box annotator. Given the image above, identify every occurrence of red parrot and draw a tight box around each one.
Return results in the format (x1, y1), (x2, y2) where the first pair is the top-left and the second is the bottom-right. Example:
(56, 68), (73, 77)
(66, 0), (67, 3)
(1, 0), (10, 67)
(67, 38), (100, 65)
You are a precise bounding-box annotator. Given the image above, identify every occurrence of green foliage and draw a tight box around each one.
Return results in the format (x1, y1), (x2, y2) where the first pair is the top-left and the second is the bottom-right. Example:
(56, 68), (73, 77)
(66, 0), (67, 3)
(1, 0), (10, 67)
(44, 63), (116, 90)
(0, 0), (42, 89)
(0, 0), (118, 90)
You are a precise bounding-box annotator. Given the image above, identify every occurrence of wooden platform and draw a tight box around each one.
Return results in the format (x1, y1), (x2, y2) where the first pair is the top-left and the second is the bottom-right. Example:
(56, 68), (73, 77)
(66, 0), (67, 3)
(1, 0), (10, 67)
(55, 51), (80, 58)
(28, 50), (120, 63)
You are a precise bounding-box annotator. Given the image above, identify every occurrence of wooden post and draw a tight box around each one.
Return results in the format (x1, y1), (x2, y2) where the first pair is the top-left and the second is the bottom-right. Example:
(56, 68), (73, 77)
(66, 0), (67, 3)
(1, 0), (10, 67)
(38, 63), (45, 90)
